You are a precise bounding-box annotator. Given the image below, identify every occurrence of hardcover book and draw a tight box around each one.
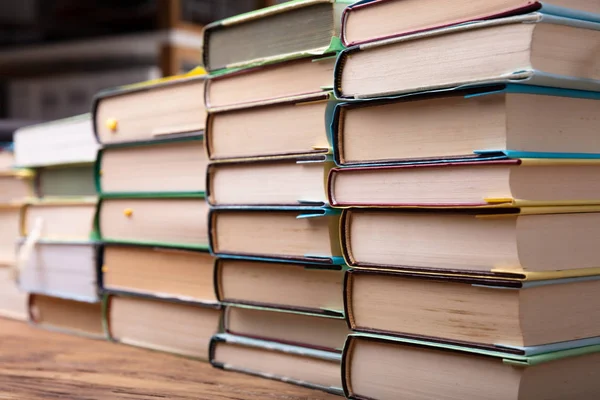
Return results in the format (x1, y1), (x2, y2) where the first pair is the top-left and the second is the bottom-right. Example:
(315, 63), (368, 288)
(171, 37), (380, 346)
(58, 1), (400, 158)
(202, 0), (353, 73)
(18, 241), (100, 303)
(205, 56), (335, 109)
(0, 266), (27, 320)
(345, 269), (600, 349)
(97, 137), (207, 197)
(105, 294), (221, 361)
(93, 71), (207, 146)
(101, 244), (217, 305)
(335, 14), (600, 100)
(13, 114), (99, 167)
(330, 85), (600, 166)
(0, 205), (20, 267)
(36, 164), (96, 198)
(207, 93), (333, 160)
(341, 0), (600, 46)
(29, 294), (104, 339)
(210, 333), (343, 395)
(21, 199), (97, 242)
(97, 196), (209, 250)
(343, 334), (600, 400)
(224, 306), (349, 352)
(328, 159), (600, 208)
(208, 155), (332, 207)
(216, 258), (345, 316)
(209, 207), (343, 265)
(340, 207), (600, 276)
(0, 170), (34, 203)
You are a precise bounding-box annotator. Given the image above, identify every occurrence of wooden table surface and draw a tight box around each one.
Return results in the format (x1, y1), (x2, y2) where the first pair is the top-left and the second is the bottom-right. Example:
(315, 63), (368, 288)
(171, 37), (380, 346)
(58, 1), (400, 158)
(0, 318), (340, 400)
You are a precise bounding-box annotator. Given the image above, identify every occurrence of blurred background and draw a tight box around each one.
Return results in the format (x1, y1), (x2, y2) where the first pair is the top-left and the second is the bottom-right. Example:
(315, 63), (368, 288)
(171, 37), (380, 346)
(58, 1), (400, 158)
(0, 0), (288, 141)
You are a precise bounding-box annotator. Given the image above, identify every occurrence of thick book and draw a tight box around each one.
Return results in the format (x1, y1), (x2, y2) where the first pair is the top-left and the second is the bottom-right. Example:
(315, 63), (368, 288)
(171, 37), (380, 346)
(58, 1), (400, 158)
(22, 199), (97, 242)
(346, 269), (600, 350)
(341, 0), (600, 46)
(202, 0), (352, 72)
(0, 266), (27, 320)
(208, 156), (332, 207)
(343, 334), (600, 400)
(328, 159), (600, 208)
(340, 207), (600, 276)
(224, 306), (349, 352)
(105, 294), (221, 361)
(97, 137), (207, 197)
(0, 205), (20, 267)
(0, 170), (34, 204)
(29, 294), (104, 339)
(216, 258), (344, 316)
(36, 164), (96, 198)
(331, 85), (600, 166)
(207, 93), (333, 160)
(13, 114), (99, 167)
(210, 333), (343, 395)
(205, 56), (335, 109)
(335, 14), (600, 100)
(101, 244), (217, 305)
(0, 144), (14, 172)
(209, 207), (343, 265)
(97, 196), (209, 250)
(93, 71), (206, 146)
(18, 241), (100, 303)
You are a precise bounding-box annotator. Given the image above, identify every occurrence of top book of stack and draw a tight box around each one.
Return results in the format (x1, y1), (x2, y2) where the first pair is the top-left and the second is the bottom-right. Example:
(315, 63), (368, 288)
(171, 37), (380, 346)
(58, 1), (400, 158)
(202, 0), (354, 73)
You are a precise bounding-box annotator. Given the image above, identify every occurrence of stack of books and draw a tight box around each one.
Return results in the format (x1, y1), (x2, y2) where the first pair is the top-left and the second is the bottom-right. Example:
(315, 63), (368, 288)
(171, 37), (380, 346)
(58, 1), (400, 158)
(0, 143), (31, 320)
(93, 71), (221, 360)
(12, 115), (103, 337)
(203, 0), (352, 394)
(326, 1), (600, 399)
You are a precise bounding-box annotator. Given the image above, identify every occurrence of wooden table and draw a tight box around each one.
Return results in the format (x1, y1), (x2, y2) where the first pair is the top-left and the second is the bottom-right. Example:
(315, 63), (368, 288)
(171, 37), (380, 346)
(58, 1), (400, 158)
(0, 318), (340, 399)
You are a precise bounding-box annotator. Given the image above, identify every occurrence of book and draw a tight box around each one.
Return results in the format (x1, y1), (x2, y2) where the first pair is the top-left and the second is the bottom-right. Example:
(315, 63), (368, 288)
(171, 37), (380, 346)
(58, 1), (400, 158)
(210, 333), (343, 395)
(29, 294), (104, 339)
(22, 200), (97, 241)
(328, 159), (600, 208)
(341, 0), (600, 46)
(343, 334), (600, 400)
(330, 85), (600, 166)
(0, 266), (27, 320)
(97, 196), (209, 250)
(340, 208), (600, 275)
(37, 164), (96, 198)
(224, 306), (349, 352)
(97, 138), (207, 196)
(0, 143), (14, 171)
(207, 93), (332, 160)
(0, 205), (20, 266)
(0, 170), (34, 203)
(216, 258), (344, 316)
(346, 270), (600, 349)
(209, 207), (343, 265)
(208, 156), (331, 207)
(202, 0), (352, 72)
(93, 73), (207, 146)
(334, 14), (600, 100)
(205, 56), (335, 109)
(18, 241), (99, 302)
(13, 114), (98, 167)
(106, 294), (221, 360)
(101, 245), (217, 305)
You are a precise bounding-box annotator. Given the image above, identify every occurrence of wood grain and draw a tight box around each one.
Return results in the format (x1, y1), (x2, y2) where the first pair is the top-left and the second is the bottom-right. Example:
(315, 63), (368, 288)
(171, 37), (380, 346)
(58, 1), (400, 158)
(0, 318), (340, 400)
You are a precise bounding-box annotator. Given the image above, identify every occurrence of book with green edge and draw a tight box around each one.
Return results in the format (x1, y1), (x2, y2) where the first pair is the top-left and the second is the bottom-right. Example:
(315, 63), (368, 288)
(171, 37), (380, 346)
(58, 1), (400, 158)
(94, 194), (209, 251)
(202, 0), (354, 73)
(343, 333), (600, 399)
(95, 136), (207, 198)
